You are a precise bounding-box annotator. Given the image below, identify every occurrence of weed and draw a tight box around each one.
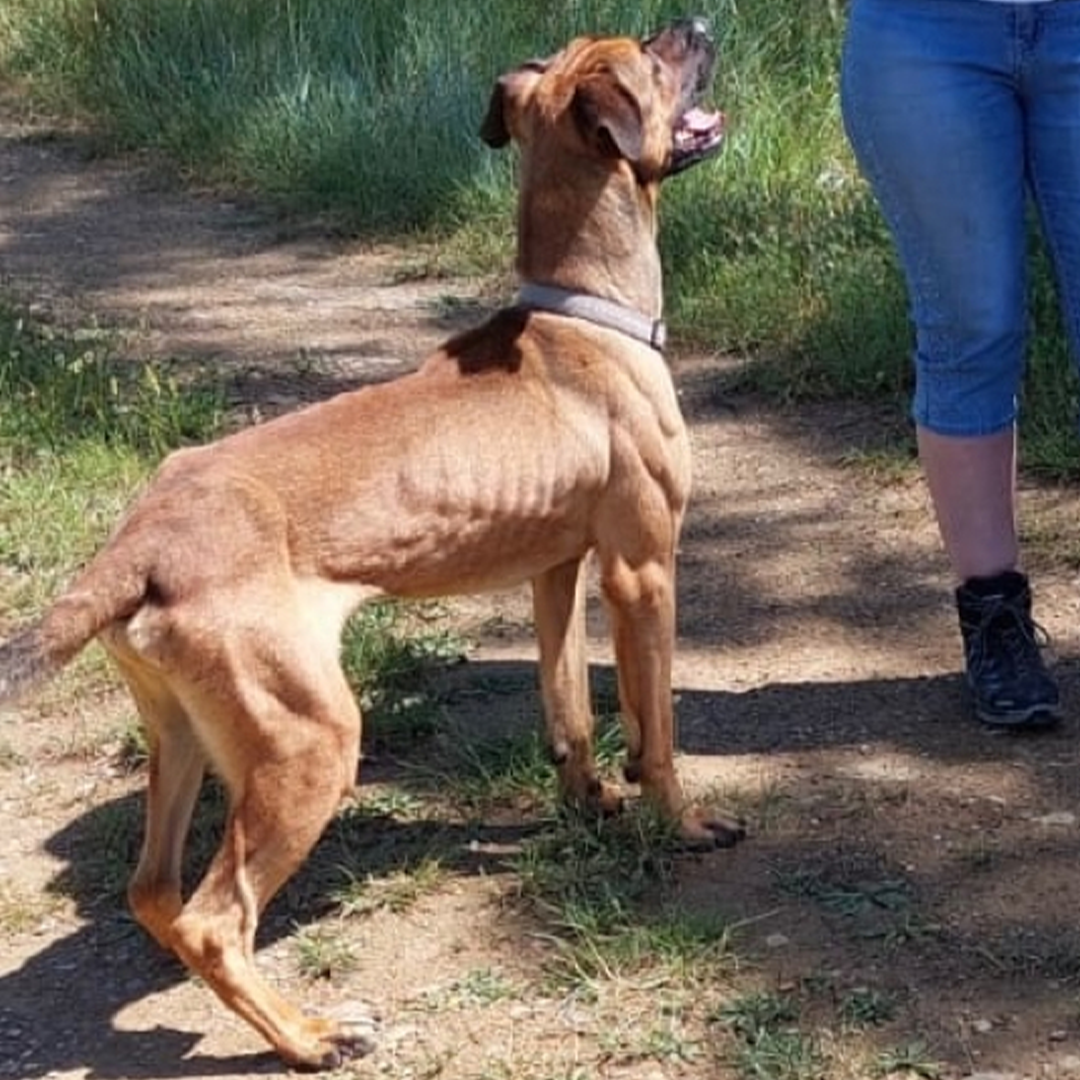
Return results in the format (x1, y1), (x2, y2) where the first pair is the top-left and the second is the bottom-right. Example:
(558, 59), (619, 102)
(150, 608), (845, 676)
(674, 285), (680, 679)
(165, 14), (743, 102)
(420, 967), (519, 1010)
(714, 990), (799, 1041)
(332, 857), (445, 918)
(773, 863), (913, 918)
(878, 915), (945, 951)
(0, 303), (221, 458)
(739, 1028), (826, 1080)
(111, 718), (149, 772)
(838, 444), (919, 485)
(546, 904), (734, 993)
(342, 601), (465, 696)
(638, 1017), (703, 1064)
(0, 737), (24, 768)
(0, 880), (65, 934)
(436, 730), (557, 814)
(515, 808), (678, 927)
(715, 992), (827, 1080)
(0, 303), (222, 623)
(292, 923), (358, 980)
(513, 808), (735, 998)
(423, 711), (626, 817)
(341, 600), (465, 752)
(354, 788), (426, 820)
(874, 1041), (942, 1079)
(839, 987), (897, 1028)
(0, 447), (149, 613)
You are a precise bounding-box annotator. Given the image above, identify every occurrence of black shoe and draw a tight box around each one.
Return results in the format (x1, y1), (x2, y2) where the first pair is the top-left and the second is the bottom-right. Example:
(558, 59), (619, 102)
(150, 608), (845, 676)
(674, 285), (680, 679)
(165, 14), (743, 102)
(955, 571), (1061, 729)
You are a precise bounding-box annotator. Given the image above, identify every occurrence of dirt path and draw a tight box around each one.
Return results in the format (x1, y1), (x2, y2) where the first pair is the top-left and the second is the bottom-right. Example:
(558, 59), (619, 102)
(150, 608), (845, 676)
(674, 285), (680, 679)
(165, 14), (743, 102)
(4, 110), (1080, 1080)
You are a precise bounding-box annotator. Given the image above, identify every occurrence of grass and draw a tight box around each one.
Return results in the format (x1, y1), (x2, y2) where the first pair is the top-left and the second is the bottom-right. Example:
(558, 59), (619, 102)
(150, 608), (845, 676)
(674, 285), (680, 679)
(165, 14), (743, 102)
(292, 923), (358, 981)
(510, 804), (739, 1000)
(340, 600), (467, 753)
(0, 302), (223, 619)
(331, 855), (446, 918)
(874, 1042), (942, 1079)
(420, 967), (520, 1010)
(4, 0), (1077, 475)
(715, 992), (825, 1080)
(0, 880), (66, 934)
(838, 987), (897, 1028)
(0, 311), (220, 458)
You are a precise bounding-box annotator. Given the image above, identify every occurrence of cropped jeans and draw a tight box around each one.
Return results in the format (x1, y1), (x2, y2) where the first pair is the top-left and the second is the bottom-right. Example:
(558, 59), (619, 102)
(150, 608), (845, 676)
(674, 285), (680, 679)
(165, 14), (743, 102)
(841, 0), (1080, 436)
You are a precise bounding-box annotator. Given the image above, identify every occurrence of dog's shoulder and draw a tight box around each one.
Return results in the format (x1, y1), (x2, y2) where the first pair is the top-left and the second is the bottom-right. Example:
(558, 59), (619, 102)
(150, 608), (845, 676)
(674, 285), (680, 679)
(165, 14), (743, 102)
(424, 308), (534, 377)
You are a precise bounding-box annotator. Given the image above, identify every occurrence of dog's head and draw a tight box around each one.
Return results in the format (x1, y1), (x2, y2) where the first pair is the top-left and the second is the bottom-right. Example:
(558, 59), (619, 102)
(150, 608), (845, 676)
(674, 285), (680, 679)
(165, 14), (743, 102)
(480, 17), (724, 182)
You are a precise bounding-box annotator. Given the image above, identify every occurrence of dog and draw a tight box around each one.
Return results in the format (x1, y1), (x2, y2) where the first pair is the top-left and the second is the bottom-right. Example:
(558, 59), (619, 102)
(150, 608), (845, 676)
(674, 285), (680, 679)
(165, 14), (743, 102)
(0, 18), (740, 1069)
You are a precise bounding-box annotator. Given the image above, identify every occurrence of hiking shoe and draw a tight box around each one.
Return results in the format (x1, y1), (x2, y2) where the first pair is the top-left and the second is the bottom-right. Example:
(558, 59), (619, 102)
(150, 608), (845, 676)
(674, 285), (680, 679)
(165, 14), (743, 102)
(955, 571), (1061, 729)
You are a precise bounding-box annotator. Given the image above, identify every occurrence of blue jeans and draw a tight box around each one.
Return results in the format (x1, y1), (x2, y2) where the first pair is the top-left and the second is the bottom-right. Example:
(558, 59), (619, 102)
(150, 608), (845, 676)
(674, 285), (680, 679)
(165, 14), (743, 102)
(841, 0), (1080, 436)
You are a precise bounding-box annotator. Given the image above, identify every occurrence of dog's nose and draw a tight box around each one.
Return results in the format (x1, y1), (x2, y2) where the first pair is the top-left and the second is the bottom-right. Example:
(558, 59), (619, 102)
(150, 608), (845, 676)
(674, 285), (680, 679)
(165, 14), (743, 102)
(650, 16), (713, 52)
(643, 16), (716, 68)
(672, 15), (713, 44)
(688, 16), (712, 41)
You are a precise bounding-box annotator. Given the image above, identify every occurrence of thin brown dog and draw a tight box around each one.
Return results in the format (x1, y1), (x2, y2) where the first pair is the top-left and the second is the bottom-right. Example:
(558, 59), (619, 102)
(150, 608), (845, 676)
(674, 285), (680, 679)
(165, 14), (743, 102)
(0, 18), (740, 1070)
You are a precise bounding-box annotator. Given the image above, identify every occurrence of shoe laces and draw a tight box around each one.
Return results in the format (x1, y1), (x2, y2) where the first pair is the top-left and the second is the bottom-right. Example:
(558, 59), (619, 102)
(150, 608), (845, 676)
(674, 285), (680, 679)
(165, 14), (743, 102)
(967, 593), (1051, 677)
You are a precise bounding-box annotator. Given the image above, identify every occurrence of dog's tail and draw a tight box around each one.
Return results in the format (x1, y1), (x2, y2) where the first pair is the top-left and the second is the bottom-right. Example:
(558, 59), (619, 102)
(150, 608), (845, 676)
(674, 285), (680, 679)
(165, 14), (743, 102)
(0, 550), (148, 704)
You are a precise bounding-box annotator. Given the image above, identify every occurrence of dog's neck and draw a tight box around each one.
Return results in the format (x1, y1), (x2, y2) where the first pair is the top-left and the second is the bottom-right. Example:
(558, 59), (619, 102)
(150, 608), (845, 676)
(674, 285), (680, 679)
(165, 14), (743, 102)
(514, 149), (665, 331)
(516, 281), (667, 352)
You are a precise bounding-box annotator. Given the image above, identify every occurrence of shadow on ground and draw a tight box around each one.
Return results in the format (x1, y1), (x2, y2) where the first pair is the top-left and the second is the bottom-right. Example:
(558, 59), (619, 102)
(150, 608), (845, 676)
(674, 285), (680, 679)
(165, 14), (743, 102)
(3, 655), (1080, 1078)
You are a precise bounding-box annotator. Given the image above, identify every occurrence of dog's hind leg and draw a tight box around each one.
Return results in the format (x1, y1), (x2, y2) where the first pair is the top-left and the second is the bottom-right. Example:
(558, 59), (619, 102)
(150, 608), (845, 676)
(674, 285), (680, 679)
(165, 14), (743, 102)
(131, 629), (370, 1069)
(532, 559), (622, 815)
(116, 657), (208, 948)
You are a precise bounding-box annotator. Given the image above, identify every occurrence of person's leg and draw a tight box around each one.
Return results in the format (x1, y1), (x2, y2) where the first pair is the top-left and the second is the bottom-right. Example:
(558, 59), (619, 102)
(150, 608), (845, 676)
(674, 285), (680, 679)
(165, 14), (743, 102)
(841, 0), (1058, 725)
(842, 0), (1026, 565)
(1025, 3), (1080, 381)
(917, 428), (1018, 582)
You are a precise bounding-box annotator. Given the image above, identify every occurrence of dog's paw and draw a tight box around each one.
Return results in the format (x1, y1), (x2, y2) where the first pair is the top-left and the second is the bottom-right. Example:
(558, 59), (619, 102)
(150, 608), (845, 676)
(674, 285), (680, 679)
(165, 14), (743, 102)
(290, 1005), (379, 1071)
(590, 777), (626, 816)
(678, 806), (747, 849)
(561, 776), (626, 818)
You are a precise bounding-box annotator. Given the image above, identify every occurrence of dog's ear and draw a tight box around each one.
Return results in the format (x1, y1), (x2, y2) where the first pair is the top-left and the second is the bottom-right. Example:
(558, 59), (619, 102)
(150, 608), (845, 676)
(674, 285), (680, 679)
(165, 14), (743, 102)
(570, 76), (644, 164)
(480, 59), (547, 148)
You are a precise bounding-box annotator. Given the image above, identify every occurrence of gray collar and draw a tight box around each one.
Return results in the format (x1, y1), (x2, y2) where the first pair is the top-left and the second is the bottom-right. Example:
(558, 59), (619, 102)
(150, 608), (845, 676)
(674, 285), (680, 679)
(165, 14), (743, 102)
(516, 282), (667, 352)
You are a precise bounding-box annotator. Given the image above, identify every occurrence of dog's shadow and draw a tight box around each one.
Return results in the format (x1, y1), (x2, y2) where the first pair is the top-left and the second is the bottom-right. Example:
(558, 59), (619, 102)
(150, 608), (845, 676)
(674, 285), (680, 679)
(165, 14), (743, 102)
(3, 657), (1078, 1078)
(0, 750), (543, 1078)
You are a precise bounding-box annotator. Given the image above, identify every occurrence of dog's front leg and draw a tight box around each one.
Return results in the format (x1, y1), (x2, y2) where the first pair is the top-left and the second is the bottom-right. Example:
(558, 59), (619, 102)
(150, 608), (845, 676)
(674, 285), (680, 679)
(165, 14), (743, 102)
(532, 558), (623, 815)
(600, 551), (745, 848)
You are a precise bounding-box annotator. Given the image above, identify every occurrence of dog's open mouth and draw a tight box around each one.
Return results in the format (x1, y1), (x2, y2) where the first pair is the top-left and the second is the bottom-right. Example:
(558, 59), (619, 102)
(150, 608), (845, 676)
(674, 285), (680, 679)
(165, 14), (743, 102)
(670, 105), (725, 175)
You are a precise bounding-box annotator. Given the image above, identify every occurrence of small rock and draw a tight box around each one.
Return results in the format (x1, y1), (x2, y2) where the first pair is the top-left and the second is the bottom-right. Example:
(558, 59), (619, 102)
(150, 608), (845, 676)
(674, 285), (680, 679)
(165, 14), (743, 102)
(1034, 811), (1076, 828)
(972, 1018), (994, 1035)
(765, 933), (790, 949)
